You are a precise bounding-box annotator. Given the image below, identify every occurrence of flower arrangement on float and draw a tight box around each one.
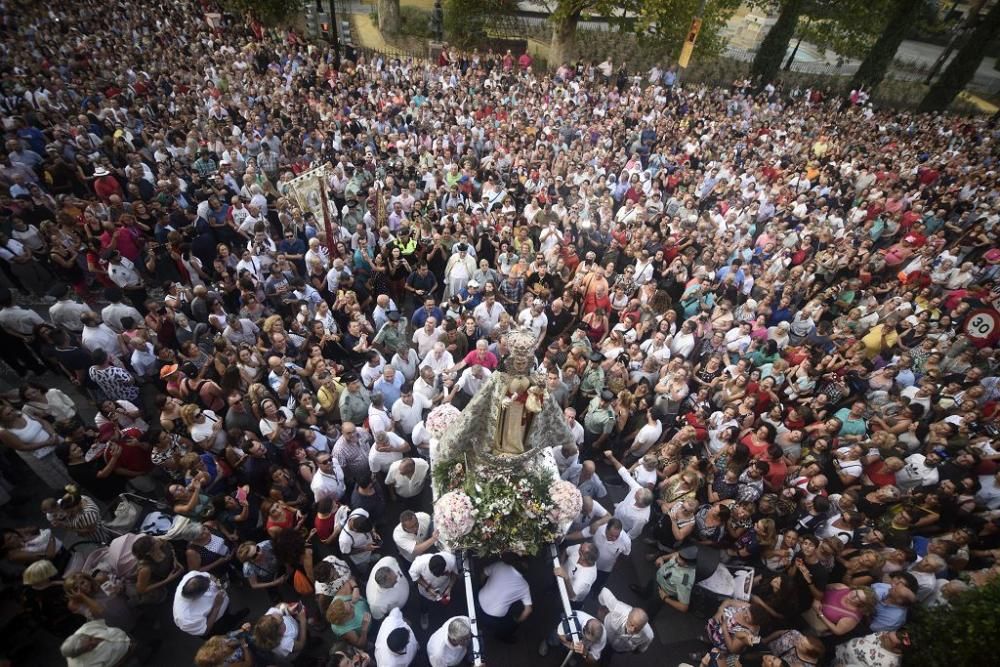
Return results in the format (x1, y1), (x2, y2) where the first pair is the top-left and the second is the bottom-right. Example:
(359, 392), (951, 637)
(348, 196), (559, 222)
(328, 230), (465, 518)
(432, 456), (582, 556)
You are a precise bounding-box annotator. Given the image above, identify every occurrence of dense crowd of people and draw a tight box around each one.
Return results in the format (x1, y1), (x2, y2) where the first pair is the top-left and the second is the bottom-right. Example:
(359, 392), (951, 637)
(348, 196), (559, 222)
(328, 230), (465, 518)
(2, 1), (1000, 666)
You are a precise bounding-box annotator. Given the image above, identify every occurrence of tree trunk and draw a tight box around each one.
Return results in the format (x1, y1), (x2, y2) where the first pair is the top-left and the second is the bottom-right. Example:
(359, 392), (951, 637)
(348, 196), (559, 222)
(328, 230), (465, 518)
(751, 0), (806, 84)
(549, 11), (580, 68)
(920, 0), (1000, 112)
(378, 0), (401, 35)
(849, 0), (923, 92)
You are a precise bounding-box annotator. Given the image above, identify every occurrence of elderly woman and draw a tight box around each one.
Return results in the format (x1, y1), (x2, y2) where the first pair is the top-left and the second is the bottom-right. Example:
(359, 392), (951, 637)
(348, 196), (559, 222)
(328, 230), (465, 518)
(802, 583), (877, 636)
(325, 587), (373, 649)
(64, 571), (134, 631)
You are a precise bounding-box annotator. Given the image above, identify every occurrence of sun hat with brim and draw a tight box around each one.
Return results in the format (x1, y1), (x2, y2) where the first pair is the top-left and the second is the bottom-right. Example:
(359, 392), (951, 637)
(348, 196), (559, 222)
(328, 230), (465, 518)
(93, 167), (110, 177)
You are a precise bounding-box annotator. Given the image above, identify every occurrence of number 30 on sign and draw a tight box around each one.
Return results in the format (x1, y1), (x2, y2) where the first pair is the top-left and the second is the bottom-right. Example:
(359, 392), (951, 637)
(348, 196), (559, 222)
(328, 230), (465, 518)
(964, 308), (1000, 347)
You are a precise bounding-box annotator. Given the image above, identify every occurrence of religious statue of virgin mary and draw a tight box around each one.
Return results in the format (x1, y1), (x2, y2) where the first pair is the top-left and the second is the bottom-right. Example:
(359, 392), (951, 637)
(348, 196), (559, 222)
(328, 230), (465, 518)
(433, 327), (572, 466)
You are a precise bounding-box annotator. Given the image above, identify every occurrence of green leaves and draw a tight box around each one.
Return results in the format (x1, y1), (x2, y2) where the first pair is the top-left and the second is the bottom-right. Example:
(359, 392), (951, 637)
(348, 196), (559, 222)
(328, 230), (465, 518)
(908, 578), (1000, 666)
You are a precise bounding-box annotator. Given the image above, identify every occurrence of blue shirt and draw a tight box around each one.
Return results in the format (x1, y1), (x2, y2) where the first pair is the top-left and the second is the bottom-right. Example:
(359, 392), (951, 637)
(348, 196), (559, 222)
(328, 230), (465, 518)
(869, 583), (908, 632)
(373, 375), (403, 408)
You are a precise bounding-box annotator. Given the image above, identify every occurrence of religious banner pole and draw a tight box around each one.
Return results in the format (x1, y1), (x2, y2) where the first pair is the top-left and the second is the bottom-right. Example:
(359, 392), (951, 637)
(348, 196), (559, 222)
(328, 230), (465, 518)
(317, 172), (338, 258)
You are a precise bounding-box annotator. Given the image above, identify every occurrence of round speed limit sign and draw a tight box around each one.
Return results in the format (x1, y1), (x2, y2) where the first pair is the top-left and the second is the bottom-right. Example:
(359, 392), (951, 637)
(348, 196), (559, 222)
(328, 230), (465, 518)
(964, 308), (1000, 347)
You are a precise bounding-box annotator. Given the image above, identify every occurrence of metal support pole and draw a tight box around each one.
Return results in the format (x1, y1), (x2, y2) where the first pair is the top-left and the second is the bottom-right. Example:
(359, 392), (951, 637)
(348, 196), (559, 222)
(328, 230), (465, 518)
(549, 543), (583, 662)
(460, 551), (485, 667)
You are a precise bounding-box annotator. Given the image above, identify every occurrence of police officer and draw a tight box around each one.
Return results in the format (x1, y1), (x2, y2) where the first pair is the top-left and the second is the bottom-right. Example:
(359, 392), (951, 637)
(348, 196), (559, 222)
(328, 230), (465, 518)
(582, 388), (616, 458)
(373, 310), (407, 354)
(630, 545), (698, 616)
(575, 351), (606, 414)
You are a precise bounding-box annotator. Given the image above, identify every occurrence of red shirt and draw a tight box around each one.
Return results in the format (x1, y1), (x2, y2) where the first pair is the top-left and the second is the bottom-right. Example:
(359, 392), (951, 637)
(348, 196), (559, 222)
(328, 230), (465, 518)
(864, 460), (896, 487)
(462, 349), (498, 370)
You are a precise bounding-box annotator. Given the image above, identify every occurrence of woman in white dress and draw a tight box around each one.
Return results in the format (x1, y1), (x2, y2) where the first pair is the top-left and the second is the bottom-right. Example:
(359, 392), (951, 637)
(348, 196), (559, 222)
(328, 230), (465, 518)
(0, 403), (73, 490)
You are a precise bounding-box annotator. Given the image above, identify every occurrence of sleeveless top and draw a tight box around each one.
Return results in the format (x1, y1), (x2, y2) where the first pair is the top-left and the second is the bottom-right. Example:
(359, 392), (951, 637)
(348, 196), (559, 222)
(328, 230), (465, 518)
(822, 587), (862, 624)
(191, 531), (230, 566)
(3, 416), (54, 459)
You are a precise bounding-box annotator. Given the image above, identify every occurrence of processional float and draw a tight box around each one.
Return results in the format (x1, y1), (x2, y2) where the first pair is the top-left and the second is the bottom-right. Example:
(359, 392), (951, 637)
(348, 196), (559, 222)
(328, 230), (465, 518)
(427, 327), (586, 666)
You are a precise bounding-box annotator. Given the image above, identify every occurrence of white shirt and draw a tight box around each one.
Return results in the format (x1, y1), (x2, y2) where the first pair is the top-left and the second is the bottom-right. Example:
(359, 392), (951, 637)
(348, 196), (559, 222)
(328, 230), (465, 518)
(100, 302), (143, 333)
(366, 556), (410, 620)
(556, 611), (606, 661)
(173, 572), (228, 636)
(473, 301), (504, 336)
(598, 589), (654, 653)
(517, 308), (548, 340)
(420, 350), (455, 376)
(453, 367), (491, 395)
(310, 464), (346, 502)
(392, 394), (431, 435)
(563, 544), (598, 600)
(374, 607), (419, 667)
(584, 523), (633, 572)
(385, 458), (429, 498)
(106, 258), (141, 288)
(631, 421), (662, 456)
(360, 358), (386, 388)
(368, 431), (407, 473)
(568, 419), (585, 446)
(427, 616), (470, 667)
(413, 326), (444, 357)
(409, 551), (458, 600)
(262, 606), (299, 657)
(478, 562), (532, 617)
(49, 299), (90, 333)
(367, 404), (393, 436)
(393, 511), (433, 562)
(613, 467), (651, 538)
(81, 323), (121, 354)
(339, 511), (375, 565)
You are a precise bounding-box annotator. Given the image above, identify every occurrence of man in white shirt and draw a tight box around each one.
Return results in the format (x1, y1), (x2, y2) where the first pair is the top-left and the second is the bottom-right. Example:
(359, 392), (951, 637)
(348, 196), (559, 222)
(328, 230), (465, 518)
(605, 452), (653, 538)
(367, 392), (394, 436)
(420, 341), (454, 376)
(427, 616), (473, 667)
(597, 588), (654, 654)
(365, 556), (410, 620)
(409, 552), (458, 629)
(173, 571), (245, 637)
(554, 543), (598, 606)
(445, 364), (491, 406)
(368, 429), (409, 474)
(360, 351), (387, 389)
(392, 385), (431, 437)
(627, 409), (663, 458)
(412, 318), (443, 358)
(80, 312), (122, 356)
(339, 509), (378, 574)
(477, 560), (533, 642)
(310, 453), (346, 502)
(472, 293), (504, 336)
(374, 607), (419, 667)
(581, 518), (632, 594)
(385, 457), (429, 500)
(517, 299), (548, 340)
(100, 288), (143, 333)
(48, 285), (89, 333)
(552, 442), (579, 479)
(564, 407), (585, 446)
(393, 510), (436, 563)
(537, 610), (606, 661)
